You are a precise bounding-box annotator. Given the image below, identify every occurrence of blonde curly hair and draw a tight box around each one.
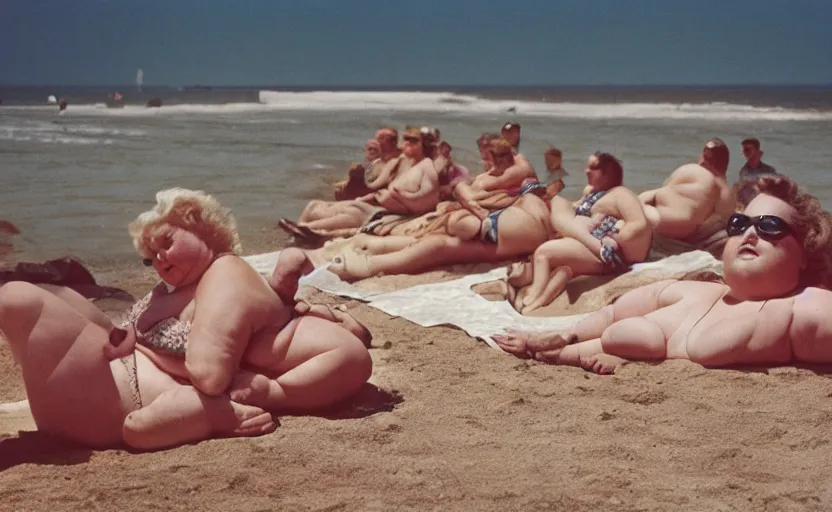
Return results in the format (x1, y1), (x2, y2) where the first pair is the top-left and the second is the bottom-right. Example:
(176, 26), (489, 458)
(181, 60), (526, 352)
(128, 188), (243, 259)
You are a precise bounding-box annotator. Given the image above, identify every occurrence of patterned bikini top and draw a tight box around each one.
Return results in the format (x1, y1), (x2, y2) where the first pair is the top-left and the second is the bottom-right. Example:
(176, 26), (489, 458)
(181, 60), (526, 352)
(120, 292), (190, 355)
(574, 190), (607, 217)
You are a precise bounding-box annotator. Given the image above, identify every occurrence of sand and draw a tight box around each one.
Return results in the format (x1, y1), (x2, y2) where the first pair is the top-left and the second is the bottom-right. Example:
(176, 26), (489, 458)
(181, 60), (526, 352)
(3, 234), (832, 511)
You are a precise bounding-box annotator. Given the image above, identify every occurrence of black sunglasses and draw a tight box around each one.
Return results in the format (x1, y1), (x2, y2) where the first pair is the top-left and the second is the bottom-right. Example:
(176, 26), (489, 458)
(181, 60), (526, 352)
(726, 213), (791, 240)
(403, 136), (420, 143)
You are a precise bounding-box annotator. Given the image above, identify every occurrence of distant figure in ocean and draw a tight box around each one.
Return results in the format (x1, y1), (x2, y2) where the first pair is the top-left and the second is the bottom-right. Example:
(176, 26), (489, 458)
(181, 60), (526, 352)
(638, 138), (735, 245)
(147, 98), (163, 108)
(737, 137), (778, 205)
(58, 99), (68, 113)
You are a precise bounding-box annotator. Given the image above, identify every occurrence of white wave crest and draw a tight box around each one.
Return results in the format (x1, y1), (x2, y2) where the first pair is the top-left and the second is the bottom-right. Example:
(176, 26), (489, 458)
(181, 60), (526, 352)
(3, 91), (829, 121)
(256, 91), (832, 121)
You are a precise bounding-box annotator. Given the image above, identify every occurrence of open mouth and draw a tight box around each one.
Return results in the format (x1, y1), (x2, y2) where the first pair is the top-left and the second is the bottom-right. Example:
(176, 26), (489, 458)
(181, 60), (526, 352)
(738, 244), (759, 257)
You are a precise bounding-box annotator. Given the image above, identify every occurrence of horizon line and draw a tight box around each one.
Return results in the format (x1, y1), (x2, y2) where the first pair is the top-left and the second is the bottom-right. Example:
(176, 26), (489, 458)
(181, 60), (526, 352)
(2, 82), (832, 89)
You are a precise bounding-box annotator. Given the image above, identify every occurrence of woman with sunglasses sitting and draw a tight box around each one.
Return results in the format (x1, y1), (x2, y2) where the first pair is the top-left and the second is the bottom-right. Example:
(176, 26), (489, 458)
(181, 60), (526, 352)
(493, 175), (832, 374)
(504, 152), (652, 314)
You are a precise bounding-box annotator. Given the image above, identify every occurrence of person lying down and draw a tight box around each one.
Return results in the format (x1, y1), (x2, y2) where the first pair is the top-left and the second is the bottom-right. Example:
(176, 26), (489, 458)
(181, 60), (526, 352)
(493, 176), (832, 375)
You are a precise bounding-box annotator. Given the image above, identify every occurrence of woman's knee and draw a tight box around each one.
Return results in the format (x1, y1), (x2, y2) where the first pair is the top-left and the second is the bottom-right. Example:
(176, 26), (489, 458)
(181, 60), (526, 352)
(0, 282), (47, 332)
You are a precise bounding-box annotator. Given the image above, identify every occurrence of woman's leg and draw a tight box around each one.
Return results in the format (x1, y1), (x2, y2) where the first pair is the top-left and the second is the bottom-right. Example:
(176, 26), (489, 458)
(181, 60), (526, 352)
(493, 279), (677, 360)
(545, 316), (668, 374)
(122, 384), (278, 450)
(301, 212), (365, 231)
(521, 266), (573, 314)
(348, 234), (418, 255)
(36, 284), (113, 330)
(0, 282), (277, 449)
(230, 316), (372, 412)
(330, 236), (501, 280)
(518, 238), (607, 313)
(0, 282), (127, 447)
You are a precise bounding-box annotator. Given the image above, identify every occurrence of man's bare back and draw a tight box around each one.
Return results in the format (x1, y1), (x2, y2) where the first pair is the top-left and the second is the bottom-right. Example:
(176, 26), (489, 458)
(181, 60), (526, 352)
(641, 163), (734, 241)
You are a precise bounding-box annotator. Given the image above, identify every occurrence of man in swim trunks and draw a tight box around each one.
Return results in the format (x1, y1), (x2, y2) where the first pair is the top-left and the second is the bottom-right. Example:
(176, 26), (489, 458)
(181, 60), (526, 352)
(494, 175), (832, 374)
(638, 138), (735, 243)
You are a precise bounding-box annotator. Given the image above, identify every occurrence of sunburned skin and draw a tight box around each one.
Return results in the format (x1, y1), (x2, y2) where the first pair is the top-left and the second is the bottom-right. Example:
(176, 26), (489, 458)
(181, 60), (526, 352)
(494, 190), (832, 374)
(639, 142), (735, 242)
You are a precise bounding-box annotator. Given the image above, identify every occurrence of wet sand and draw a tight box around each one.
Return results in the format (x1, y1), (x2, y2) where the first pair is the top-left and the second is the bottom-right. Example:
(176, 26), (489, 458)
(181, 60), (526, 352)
(2, 232), (832, 511)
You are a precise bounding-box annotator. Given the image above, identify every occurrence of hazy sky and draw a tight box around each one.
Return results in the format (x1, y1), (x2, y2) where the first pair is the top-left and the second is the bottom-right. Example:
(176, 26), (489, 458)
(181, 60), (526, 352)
(2, 0), (831, 86)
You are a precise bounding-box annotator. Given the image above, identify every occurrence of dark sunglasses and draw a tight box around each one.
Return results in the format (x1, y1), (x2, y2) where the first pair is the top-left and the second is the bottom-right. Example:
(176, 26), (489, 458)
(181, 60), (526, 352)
(403, 136), (420, 143)
(726, 213), (791, 240)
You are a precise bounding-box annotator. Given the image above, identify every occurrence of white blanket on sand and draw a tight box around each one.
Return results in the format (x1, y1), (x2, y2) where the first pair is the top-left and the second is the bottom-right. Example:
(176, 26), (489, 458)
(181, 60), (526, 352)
(244, 250), (723, 350)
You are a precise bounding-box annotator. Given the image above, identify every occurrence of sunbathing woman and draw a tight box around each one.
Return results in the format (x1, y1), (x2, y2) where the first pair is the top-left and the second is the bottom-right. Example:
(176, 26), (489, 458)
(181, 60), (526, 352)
(493, 176), (832, 374)
(0, 188), (372, 450)
(282, 126), (442, 239)
(505, 152), (652, 314)
(325, 175), (566, 281)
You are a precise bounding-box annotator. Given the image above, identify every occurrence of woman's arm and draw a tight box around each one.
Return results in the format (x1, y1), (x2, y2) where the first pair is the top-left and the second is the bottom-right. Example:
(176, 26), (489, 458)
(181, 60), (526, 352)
(452, 181), (492, 219)
(185, 258), (275, 396)
(611, 189), (650, 241)
(365, 156), (402, 189)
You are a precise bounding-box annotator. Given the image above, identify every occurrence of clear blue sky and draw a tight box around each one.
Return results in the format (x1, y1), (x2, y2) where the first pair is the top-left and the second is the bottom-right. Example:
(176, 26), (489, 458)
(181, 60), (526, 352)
(2, 0), (831, 86)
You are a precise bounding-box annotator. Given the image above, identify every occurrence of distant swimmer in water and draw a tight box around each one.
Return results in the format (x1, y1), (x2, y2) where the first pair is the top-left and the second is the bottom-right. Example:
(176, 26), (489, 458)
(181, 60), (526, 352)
(507, 106), (517, 113)
(58, 99), (68, 114)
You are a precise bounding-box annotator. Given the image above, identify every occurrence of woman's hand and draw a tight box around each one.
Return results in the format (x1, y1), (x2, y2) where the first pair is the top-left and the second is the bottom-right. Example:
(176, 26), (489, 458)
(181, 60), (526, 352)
(103, 324), (138, 360)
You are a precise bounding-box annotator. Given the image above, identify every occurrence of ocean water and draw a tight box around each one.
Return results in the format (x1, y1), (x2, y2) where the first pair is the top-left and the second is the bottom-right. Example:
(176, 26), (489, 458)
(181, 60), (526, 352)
(1, 86), (831, 269)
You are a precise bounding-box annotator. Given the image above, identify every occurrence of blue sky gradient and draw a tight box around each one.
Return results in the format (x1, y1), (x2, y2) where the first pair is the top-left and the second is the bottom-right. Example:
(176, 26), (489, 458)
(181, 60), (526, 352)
(2, 0), (831, 86)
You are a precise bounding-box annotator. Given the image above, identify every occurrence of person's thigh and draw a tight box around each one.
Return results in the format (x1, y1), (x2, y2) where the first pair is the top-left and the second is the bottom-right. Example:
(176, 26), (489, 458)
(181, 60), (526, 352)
(0, 282), (126, 446)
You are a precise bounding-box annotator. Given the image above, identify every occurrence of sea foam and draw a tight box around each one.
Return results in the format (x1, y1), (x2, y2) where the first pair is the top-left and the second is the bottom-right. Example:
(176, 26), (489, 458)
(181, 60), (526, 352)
(3, 90), (830, 121)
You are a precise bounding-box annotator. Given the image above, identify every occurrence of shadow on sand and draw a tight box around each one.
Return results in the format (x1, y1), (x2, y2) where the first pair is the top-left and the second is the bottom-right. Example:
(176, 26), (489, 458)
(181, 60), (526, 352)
(0, 432), (93, 472)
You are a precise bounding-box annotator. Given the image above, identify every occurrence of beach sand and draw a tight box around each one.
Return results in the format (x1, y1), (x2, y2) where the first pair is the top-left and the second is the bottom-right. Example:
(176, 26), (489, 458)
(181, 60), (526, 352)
(2, 234), (832, 511)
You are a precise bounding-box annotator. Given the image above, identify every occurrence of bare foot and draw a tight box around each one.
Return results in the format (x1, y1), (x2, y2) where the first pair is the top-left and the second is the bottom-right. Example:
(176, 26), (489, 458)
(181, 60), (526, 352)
(329, 248), (373, 281)
(269, 248), (314, 303)
(492, 328), (569, 359)
(220, 401), (280, 437)
(229, 371), (279, 410)
(581, 354), (627, 375)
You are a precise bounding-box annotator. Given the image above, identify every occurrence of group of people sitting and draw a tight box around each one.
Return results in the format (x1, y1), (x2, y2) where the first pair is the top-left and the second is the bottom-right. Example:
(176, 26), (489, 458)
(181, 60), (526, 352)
(2, 123), (831, 452)
(281, 122), (741, 314)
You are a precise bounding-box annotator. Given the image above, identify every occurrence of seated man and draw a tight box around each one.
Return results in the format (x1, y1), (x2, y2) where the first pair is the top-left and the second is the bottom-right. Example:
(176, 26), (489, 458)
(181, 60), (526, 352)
(494, 176), (832, 374)
(284, 126), (441, 237)
(333, 138), (382, 201)
(363, 127), (403, 190)
(499, 121), (536, 185)
(639, 138), (735, 245)
(452, 138), (538, 218)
